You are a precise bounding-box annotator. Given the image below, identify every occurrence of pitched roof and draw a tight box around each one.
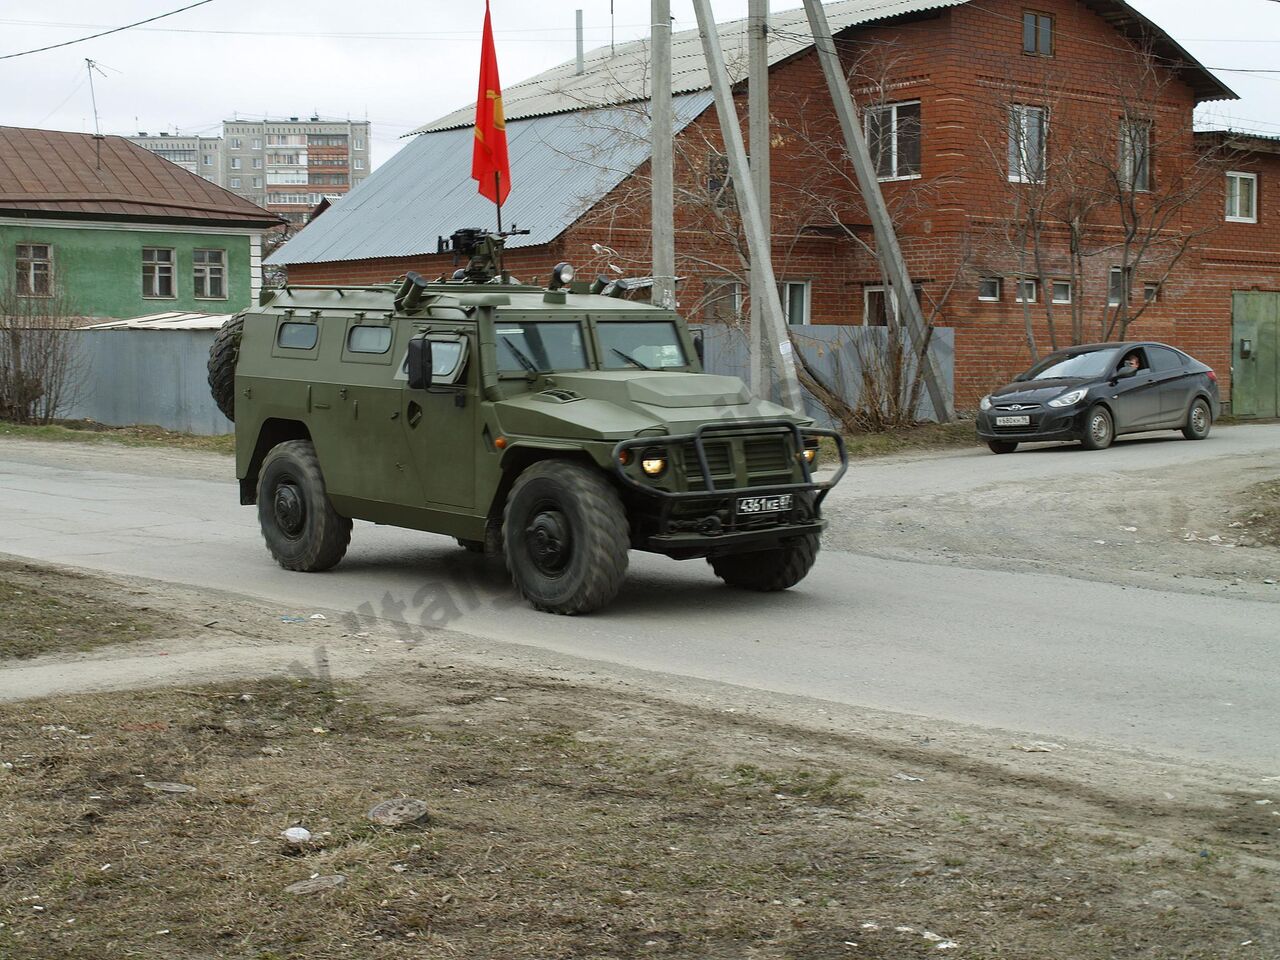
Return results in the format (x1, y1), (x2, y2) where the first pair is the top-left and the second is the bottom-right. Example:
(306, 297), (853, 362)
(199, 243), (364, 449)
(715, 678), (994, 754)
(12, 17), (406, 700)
(267, 92), (713, 266)
(0, 126), (283, 227)
(415, 0), (1233, 134)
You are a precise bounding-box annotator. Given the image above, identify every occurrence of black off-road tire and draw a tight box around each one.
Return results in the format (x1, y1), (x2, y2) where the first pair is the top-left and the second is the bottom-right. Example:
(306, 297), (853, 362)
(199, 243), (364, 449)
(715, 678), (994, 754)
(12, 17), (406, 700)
(987, 440), (1018, 455)
(503, 460), (629, 615)
(1182, 397), (1212, 440)
(208, 312), (246, 422)
(1080, 404), (1114, 451)
(257, 440), (352, 572)
(708, 533), (821, 592)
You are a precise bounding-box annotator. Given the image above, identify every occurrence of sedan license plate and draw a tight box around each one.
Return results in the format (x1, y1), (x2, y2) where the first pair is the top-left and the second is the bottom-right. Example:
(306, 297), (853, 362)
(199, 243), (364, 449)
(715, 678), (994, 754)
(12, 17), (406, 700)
(996, 415), (1030, 426)
(737, 494), (793, 515)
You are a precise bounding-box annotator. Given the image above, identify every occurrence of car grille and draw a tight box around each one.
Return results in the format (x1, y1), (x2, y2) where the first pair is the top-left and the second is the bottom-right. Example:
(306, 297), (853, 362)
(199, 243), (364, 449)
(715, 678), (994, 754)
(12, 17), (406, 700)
(994, 403), (1042, 412)
(683, 435), (794, 491)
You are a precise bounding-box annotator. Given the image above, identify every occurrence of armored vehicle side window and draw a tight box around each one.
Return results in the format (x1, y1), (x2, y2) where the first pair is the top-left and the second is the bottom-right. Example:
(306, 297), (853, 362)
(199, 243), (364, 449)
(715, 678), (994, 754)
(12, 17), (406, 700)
(599, 321), (688, 370)
(496, 320), (587, 374)
(396, 335), (468, 385)
(347, 325), (392, 354)
(278, 321), (318, 350)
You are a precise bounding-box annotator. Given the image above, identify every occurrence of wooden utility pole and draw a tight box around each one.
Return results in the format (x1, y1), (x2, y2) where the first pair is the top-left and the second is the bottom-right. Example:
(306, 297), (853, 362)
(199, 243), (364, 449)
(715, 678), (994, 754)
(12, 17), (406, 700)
(799, 0), (954, 422)
(650, 0), (675, 310)
(747, 0), (771, 397)
(691, 0), (804, 412)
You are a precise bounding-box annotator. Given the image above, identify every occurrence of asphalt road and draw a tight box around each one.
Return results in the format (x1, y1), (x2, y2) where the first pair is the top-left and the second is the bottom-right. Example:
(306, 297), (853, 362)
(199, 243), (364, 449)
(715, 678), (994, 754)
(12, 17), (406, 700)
(1, 426), (1278, 771)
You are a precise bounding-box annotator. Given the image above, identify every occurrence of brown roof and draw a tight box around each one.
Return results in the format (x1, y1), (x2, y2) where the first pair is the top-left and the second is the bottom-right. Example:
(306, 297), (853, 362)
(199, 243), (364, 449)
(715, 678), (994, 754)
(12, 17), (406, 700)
(0, 126), (283, 227)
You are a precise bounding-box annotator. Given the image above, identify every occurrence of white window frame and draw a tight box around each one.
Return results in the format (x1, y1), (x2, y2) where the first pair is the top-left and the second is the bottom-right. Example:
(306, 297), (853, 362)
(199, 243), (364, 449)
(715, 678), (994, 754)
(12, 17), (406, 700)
(193, 248), (227, 300)
(229, 137), (241, 149)
(354, 137), (365, 150)
(778, 280), (811, 325)
(141, 247), (176, 299)
(703, 278), (742, 321)
(353, 157), (365, 171)
(230, 157), (242, 170)
(1119, 119), (1151, 193)
(1226, 171), (1258, 223)
(1108, 266), (1130, 307)
(978, 277), (1001, 302)
(1051, 280), (1071, 304)
(864, 100), (922, 182)
(1143, 281), (1160, 303)
(1014, 278), (1037, 303)
(229, 176), (241, 188)
(1008, 105), (1047, 183)
(15, 242), (53, 298)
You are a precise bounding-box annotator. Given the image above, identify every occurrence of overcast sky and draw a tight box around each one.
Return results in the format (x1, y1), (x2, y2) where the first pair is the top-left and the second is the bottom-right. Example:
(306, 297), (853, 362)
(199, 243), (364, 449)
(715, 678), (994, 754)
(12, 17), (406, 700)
(2, 0), (1278, 169)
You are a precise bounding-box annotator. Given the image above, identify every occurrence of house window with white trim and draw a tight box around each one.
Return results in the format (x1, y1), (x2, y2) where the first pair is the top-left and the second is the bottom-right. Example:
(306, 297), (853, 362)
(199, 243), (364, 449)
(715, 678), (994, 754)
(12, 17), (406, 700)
(978, 277), (1001, 301)
(1051, 280), (1071, 304)
(1108, 266), (1131, 307)
(1119, 119), (1151, 192)
(1014, 278), (1037, 303)
(1008, 105), (1046, 183)
(1226, 171), (1257, 223)
(864, 283), (924, 326)
(703, 278), (742, 322)
(866, 100), (922, 180)
(142, 248), (175, 298)
(15, 243), (53, 297)
(193, 249), (226, 299)
(778, 280), (811, 325)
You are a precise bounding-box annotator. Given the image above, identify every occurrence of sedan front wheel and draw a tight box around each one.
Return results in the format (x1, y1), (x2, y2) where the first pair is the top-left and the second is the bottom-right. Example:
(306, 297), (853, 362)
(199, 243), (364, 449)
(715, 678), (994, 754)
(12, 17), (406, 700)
(1080, 405), (1114, 451)
(1182, 397), (1212, 441)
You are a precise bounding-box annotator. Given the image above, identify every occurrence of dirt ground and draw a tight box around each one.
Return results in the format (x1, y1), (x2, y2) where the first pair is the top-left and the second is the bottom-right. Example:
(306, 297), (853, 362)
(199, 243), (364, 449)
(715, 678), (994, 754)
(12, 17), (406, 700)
(825, 439), (1280, 599)
(1, 563), (1277, 959)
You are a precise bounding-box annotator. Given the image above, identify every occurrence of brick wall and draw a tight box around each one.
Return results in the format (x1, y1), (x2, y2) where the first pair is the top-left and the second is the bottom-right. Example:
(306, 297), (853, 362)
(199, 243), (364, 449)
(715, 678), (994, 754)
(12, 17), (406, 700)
(289, 0), (1280, 408)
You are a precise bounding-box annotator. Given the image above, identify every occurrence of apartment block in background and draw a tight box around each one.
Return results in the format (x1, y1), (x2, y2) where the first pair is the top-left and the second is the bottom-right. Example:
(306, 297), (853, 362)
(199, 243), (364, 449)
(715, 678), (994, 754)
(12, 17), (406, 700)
(127, 132), (225, 186)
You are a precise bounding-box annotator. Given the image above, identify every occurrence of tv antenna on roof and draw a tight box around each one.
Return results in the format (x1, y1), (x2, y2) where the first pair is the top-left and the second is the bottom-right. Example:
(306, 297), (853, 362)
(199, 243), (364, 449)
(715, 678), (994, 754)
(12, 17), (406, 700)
(85, 58), (108, 169)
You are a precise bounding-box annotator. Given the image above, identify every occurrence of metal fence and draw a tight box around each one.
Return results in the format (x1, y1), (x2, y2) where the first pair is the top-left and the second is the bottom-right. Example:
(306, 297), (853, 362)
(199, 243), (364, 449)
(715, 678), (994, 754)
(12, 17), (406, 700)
(61, 330), (232, 435)
(692, 323), (955, 427)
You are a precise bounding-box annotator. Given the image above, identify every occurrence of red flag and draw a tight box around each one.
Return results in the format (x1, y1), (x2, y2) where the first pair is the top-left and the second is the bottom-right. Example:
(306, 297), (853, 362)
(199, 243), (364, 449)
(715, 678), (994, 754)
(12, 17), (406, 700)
(472, 0), (510, 206)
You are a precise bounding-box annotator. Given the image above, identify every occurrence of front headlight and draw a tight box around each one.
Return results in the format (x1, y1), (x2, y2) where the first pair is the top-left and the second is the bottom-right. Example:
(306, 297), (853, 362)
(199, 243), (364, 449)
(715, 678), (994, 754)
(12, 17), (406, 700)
(979, 395), (993, 411)
(1048, 388), (1087, 408)
(640, 448), (668, 477)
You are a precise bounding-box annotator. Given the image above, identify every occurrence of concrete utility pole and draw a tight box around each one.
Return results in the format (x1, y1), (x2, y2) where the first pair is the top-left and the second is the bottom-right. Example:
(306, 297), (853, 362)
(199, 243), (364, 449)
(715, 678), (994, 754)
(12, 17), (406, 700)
(799, 0), (954, 422)
(650, 0), (675, 310)
(691, 0), (804, 412)
(747, 0), (771, 398)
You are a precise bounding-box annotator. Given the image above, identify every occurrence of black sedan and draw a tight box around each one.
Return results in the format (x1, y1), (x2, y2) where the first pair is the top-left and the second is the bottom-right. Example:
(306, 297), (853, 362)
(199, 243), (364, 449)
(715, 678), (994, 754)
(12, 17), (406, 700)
(976, 342), (1221, 453)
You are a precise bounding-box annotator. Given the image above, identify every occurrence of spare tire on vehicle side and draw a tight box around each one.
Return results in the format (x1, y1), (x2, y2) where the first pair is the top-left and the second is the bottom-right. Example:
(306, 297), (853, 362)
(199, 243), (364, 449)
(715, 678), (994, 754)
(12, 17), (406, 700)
(208, 312), (246, 422)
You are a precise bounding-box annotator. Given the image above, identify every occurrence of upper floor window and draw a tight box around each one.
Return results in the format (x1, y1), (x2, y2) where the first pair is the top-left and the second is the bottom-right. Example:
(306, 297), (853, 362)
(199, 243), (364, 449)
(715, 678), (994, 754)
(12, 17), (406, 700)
(1008, 105), (1046, 183)
(864, 283), (923, 326)
(1022, 12), (1053, 55)
(15, 243), (53, 297)
(1108, 266), (1131, 307)
(142, 248), (175, 299)
(230, 157), (242, 170)
(353, 157), (365, 170)
(866, 100), (922, 180)
(1014, 278), (1037, 303)
(354, 137), (365, 150)
(1119, 119), (1151, 192)
(978, 277), (1001, 301)
(229, 137), (241, 149)
(193, 248), (226, 299)
(229, 176), (242, 188)
(1226, 171), (1258, 223)
(252, 138), (263, 150)
(707, 150), (735, 209)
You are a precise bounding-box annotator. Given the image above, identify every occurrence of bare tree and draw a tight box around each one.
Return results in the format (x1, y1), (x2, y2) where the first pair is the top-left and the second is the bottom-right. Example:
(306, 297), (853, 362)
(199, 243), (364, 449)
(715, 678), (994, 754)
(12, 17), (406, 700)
(0, 281), (85, 424)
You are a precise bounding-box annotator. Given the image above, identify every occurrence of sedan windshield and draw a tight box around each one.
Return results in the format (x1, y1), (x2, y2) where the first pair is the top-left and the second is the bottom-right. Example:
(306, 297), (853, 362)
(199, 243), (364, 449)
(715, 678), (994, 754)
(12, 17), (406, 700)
(495, 321), (588, 374)
(1023, 348), (1118, 381)
(597, 321), (688, 370)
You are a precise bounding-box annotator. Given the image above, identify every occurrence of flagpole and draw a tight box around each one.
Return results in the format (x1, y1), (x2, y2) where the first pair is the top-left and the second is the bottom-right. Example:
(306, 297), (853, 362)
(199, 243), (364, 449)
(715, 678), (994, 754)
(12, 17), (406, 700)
(494, 172), (503, 233)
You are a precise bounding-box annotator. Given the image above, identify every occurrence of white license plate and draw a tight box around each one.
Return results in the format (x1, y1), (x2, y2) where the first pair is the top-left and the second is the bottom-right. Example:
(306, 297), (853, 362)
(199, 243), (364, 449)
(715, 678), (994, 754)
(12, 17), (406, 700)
(996, 415), (1030, 426)
(737, 494), (793, 515)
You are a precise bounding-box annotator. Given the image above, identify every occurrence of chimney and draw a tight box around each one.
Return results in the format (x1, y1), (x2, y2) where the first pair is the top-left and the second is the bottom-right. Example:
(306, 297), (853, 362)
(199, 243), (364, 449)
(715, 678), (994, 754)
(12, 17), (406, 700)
(575, 10), (585, 75)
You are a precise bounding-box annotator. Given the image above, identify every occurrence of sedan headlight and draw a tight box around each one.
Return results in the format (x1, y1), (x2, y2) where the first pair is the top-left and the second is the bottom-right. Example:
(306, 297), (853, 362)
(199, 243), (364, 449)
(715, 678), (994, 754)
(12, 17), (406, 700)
(979, 395), (993, 411)
(1048, 388), (1087, 408)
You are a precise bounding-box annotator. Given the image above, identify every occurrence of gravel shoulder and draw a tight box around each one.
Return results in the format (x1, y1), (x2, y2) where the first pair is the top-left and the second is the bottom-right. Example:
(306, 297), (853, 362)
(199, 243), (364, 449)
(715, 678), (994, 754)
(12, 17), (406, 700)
(1, 562), (1277, 959)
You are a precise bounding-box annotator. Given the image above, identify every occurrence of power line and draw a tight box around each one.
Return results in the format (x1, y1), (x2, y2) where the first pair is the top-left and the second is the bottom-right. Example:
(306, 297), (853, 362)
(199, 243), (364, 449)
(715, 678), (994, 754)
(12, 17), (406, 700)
(0, 0), (215, 61)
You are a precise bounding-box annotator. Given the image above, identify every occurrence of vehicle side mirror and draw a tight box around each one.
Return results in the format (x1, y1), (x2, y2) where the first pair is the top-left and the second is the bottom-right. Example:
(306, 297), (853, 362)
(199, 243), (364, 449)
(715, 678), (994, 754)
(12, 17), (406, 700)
(1113, 365), (1138, 381)
(693, 331), (705, 367)
(407, 338), (433, 390)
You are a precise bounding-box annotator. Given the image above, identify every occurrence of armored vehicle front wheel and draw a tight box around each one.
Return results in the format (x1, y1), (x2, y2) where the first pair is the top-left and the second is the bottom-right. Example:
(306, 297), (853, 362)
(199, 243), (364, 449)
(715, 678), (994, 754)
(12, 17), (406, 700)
(504, 460), (629, 615)
(257, 440), (352, 572)
(709, 533), (820, 592)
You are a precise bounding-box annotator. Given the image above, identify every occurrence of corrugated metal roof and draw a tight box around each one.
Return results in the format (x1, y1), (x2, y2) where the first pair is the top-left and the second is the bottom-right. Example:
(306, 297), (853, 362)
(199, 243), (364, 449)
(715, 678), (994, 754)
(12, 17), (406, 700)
(416, 0), (969, 134)
(0, 126), (283, 227)
(267, 91), (712, 266)
(85, 311), (235, 330)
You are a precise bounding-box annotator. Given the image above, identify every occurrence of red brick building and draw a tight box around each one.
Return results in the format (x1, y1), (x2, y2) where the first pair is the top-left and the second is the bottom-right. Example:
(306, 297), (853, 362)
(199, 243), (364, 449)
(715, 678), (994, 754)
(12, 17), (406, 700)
(272, 0), (1280, 410)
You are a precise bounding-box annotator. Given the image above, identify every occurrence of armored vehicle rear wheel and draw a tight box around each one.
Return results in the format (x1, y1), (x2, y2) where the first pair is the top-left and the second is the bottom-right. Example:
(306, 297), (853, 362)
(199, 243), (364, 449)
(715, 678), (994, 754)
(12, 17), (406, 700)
(504, 460), (629, 615)
(208, 312), (245, 422)
(257, 440), (352, 572)
(709, 533), (820, 592)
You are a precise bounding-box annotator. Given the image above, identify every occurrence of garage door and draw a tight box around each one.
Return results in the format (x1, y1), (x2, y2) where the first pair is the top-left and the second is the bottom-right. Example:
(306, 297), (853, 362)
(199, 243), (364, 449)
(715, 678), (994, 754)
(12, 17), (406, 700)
(1232, 292), (1280, 419)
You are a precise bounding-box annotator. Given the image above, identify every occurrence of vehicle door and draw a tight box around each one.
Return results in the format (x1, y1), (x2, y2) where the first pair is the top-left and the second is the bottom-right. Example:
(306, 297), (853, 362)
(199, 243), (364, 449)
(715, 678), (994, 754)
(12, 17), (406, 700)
(400, 326), (476, 509)
(1147, 345), (1194, 426)
(1108, 347), (1162, 431)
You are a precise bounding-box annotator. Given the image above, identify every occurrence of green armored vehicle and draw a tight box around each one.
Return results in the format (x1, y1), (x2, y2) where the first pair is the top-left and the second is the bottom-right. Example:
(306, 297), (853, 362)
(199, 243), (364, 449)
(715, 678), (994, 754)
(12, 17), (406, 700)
(209, 229), (846, 614)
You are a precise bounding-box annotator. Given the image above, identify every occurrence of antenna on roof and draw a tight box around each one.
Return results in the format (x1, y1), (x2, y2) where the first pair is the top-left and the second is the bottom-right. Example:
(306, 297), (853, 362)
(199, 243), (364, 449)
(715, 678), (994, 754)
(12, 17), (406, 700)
(610, 0), (615, 56)
(85, 58), (108, 170)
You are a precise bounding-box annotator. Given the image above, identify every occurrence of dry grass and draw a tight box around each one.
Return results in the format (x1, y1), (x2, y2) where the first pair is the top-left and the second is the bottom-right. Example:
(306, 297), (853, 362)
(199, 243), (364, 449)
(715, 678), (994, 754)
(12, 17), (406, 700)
(0, 560), (157, 659)
(0, 420), (233, 454)
(1, 667), (1275, 960)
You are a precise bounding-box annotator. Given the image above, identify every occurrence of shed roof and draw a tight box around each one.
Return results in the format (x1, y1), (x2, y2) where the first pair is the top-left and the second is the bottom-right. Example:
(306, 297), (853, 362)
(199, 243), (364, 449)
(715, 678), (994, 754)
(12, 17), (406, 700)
(84, 311), (235, 330)
(415, 0), (1234, 134)
(267, 91), (712, 266)
(0, 126), (283, 228)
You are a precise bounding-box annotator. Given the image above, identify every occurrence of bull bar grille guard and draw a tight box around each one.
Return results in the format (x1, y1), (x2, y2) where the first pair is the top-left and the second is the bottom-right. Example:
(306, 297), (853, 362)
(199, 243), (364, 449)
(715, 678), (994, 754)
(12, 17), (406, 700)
(610, 419), (848, 508)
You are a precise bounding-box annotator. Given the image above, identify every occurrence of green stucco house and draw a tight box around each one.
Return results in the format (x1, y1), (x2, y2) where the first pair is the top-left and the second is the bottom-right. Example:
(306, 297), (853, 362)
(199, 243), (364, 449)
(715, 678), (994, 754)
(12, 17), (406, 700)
(0, 125), (283, 320)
